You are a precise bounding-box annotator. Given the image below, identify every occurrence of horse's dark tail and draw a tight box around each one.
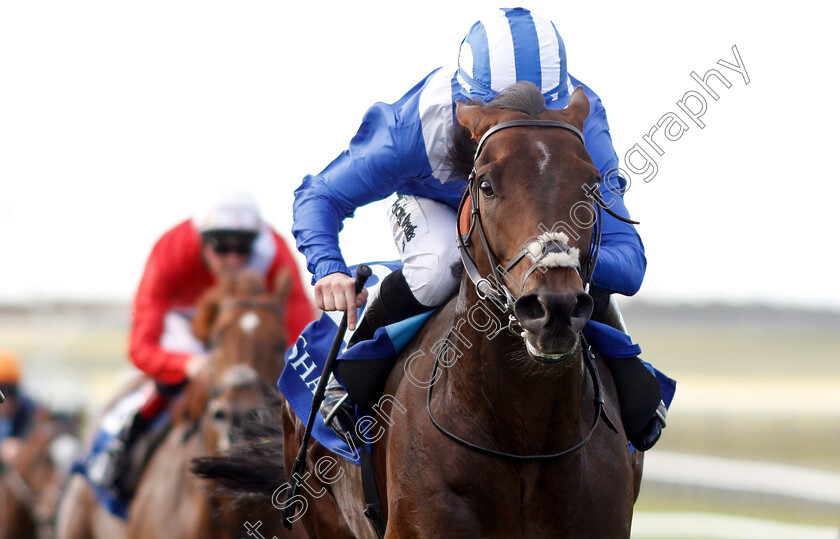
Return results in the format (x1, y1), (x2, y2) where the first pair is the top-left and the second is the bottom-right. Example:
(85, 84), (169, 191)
(191, 399), (286, 497)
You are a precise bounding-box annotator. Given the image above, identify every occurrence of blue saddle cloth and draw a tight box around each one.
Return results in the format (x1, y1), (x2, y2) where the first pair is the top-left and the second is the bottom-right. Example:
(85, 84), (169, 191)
(71, 384), (170, 519)
(278, 262), (676, 464)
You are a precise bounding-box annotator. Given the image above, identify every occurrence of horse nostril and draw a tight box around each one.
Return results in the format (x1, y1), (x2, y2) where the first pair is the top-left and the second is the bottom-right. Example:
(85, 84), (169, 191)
(569, 292), (594, 333)
(516, 291), (593, 334)
(514, 293), (548, 332)
(571, 292), (594, 320)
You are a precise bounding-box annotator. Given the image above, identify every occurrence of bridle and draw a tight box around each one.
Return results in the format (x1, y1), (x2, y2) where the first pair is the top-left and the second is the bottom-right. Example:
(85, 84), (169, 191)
(427, 328), (614, 460)
(184, 296), (284, 442)
(190, 296), (281, 535)
(456, 118), (637, 332)
(203, 295), (287, 401)
(208, 297), (286, 352)
(428, 118), (629, 460)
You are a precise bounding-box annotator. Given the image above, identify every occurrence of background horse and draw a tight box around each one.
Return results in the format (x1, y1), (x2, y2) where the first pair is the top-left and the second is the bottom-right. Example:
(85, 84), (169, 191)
(0, 408), (81, 539)
(197, 82), (644, 538)
(58, 270), (303, 539)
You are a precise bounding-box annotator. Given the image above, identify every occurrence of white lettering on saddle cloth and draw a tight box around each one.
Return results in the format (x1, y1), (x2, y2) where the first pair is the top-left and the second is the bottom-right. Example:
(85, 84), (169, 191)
(287, 336), (320, 394)
(524, 232), (580, 269)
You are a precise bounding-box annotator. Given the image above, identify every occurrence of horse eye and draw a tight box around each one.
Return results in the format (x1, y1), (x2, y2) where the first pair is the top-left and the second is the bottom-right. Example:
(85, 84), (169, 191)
(479, 180), (495, 198)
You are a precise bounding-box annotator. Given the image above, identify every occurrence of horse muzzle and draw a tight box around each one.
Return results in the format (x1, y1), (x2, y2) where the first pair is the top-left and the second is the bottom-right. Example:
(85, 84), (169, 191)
(513, 290), (593, 362)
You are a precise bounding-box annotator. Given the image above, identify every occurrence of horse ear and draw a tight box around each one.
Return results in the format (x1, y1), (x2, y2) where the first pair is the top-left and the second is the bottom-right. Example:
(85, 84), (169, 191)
(456, 101), (491, 140)
(565, 86), (590, 129)
(272, 267), (292, 305)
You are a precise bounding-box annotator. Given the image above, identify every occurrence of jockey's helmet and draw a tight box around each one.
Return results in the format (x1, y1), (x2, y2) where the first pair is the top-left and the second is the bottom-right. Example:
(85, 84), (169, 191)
(457, 7), (569, 105)
(196, 189), (262, 253)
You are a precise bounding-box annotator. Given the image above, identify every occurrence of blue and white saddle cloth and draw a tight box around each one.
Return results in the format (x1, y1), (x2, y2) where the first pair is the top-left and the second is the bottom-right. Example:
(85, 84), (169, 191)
(278, 262), (675, 465)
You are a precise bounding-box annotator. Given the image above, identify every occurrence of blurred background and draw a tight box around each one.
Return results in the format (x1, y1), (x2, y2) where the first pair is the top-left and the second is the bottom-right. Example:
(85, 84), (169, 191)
(1, 1), (838, 537)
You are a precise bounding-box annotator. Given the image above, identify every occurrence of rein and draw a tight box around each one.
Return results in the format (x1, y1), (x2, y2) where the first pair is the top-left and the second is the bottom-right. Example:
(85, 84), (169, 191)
(426, 332), (608, 460)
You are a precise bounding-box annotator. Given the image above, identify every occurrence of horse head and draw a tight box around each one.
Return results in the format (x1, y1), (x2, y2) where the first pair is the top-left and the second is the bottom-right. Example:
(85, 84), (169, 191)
(455, 82), (598, 362)
(193, 268), (291, 382)
(183, 269), (290, 453)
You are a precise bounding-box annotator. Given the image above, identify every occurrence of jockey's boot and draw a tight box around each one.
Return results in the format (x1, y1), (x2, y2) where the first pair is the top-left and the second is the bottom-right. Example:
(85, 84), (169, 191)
(320, 269), (434, 441)
(592, 291), (667, 451)
(320, 373), (359, 444)
(630, 400), (667, 451)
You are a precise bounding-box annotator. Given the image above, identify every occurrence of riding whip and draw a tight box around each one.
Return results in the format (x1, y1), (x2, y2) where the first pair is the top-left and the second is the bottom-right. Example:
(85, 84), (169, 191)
(283, 264), (372, 529)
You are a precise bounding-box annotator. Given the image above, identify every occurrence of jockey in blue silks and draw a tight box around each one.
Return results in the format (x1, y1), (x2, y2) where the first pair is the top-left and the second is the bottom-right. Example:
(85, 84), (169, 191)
(292, 7), (667, 450)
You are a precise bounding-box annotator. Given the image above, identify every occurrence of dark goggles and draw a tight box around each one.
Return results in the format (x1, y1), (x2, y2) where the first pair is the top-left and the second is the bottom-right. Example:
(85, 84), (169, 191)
(203, 231), (257, 256)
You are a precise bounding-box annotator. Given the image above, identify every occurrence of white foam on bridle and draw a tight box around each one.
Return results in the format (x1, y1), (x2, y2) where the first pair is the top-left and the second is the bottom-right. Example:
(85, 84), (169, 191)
(524, 232), (580, 268)
(536, 140), (550, 174)
(239, 311), (260, 333)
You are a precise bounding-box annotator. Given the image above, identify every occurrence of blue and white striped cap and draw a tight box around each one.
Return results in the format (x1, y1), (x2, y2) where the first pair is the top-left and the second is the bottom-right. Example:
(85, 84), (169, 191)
(457, 7), (568, 104)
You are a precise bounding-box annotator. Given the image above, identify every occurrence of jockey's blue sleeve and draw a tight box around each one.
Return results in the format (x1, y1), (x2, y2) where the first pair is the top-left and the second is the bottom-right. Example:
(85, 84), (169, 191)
(292, 105), (401, 283)
(578, 81), (647, 296)
(293, 72), (447, 284)
(292, 96), (434, 283)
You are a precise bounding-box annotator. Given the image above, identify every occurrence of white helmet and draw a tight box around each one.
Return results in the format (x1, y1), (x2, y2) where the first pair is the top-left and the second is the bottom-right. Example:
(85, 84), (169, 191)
(196, 188), (262, 235)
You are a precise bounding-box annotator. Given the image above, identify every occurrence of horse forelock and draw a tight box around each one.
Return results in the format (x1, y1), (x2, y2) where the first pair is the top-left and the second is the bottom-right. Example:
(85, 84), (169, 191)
(445, 82), (548, 181)
(490, 81), (547, 117)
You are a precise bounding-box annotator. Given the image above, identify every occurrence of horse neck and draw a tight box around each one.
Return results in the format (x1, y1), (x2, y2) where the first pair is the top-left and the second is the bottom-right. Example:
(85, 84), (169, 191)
(442, 283), (587, 452)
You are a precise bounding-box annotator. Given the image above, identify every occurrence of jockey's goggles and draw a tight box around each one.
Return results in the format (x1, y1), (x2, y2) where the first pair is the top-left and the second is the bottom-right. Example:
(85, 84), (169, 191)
(203, 231), (257, 256)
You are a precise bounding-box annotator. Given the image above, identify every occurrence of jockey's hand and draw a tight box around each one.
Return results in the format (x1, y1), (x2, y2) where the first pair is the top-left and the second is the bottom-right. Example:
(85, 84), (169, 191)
(185, 354), (211, 380)
(314, 272), (368, 330)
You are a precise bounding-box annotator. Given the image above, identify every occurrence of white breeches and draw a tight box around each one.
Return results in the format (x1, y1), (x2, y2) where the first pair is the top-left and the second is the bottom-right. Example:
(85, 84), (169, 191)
(160, 310), (207, 355)
(384, 194), (461, 307)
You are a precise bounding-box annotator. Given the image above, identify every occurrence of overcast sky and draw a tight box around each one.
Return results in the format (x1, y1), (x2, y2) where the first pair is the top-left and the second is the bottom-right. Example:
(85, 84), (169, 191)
(1, 1), (838, 310)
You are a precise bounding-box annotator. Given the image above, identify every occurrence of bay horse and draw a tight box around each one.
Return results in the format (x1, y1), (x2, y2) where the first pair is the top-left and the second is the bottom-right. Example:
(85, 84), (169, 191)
(0, 409), (81, 539)
(198, 82), (644, 537)
(57, 270), (305, 539)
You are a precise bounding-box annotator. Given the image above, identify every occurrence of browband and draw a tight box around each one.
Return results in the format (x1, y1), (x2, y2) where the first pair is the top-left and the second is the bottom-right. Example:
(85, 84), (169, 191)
(473, 120), (585, 163)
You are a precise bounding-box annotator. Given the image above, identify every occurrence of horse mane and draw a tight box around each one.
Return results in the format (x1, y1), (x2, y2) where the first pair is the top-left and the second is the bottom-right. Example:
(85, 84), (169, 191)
(445, 81), (547, 179)
(191, 396), (286, 496)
